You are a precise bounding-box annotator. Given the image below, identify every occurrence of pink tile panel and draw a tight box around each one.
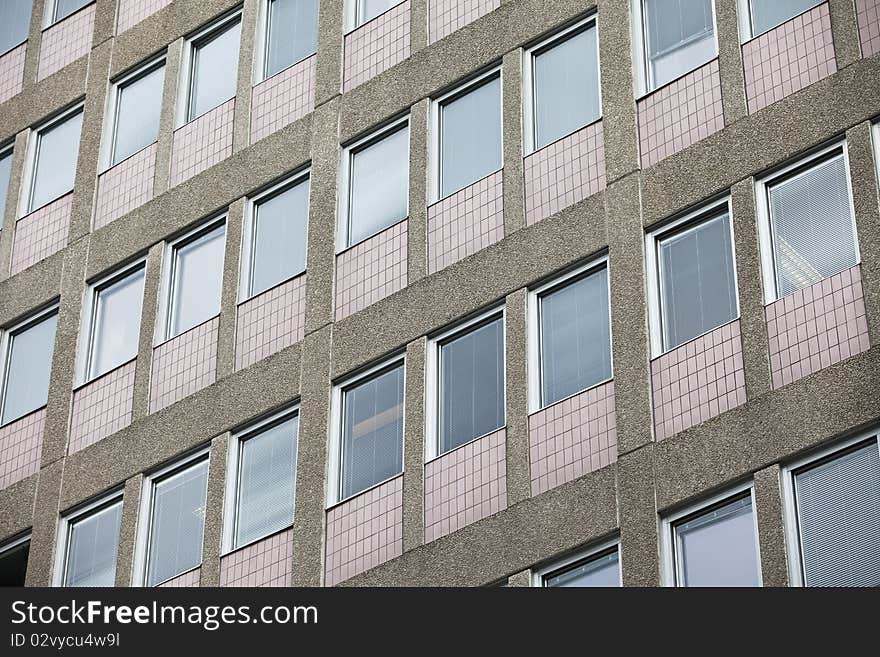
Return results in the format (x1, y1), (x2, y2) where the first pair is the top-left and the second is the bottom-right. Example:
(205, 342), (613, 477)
(742, 3), (836, 114)
(157, 567), (200, 588)
(334, 220), (407, 321)
(857, 0), (880, 58)
(169, 99), (234, 187)
(149, 317), (219, 414)
(220, 529), (293, 587)
(117, 0), (173, 34)
(766, 265), (870, 389)
(528, 381), (617, 497)
(637, 59), (723, 169)
(251, 54), (316, 143)
(651, 320), (746, 441)
(429, 0), (500, 44)
(67, 360), (136, 455)
(93, 143), (157, 229)
(342, 0), (411, 92)
(424, 428), (507, 543)
(0, 43), (26, 104)
(427, 170), (503, 274)
(325, 475), (403, 586)
(235, 274), (306, 370)
(0, 409), (45, 491)
(10, 193), (72, 275)
(524, 120), (606, 226)
(37, 4), (95, 81)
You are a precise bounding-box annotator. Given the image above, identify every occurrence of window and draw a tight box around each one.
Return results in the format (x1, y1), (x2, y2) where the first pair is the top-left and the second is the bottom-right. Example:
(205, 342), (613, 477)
(352, 0), (397, 28)
(340, 120), (409, 248)
(742, 0), (823, 38)
(525, 17), (600, 152)
(435, 71), (502, 199)
(186, 15), (241, 122)
(55, 493), (123, 587)
(647, 201), (738, 354)
(531, 261), (612, 410)
(756, 144), (859, 302)
(27, 107), (83, 213)
(226, 410), (299, 550)
(783, 433), (880, 587)
(1, 307), (57, 425)
(262, 0), (318, 79)
(534, 541), (621, 587)
(662, 486), (761, 586)
(0, 0), (31, 55)
(49, 0), (91, 25)
(0, 534), (29, 587)
(0, 147), (13, 230)
(106, 60), (164, 167)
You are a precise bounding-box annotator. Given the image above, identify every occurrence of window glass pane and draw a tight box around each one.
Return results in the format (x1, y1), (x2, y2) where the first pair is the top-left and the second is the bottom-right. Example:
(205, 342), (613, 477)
(0, 0), (31, 54)
(146, 459), (208, 586)
(0, 541), (29, 586)
(356, 0), (396, 26)
(749, 0), (822, 36)
(658, 212), (737, 351)
(545, 550), (620, 587)
(533, 24), (600, 150)
(89, 268), (145, 379)
(341, 365), (404, 499)
(251, 180), (309, 296)
(0, 150), (12, 231)
(112, 64), (164, 165)
(540, 268), (612, 407)
(54, 0), (90, 23)
(170, 225), (225, 338)
(235, 416), (298, 548)
(349, 126), (408, 246)
(31, 110), (83, 211)
(266, 0), (318, 78)
(440, 317), (504, 453)
(63, 501), (122, 587)
(2, 312), (57, 424)
(189, 20), (241, 121)
(643, 0), (715, 90)
(675, 494), (760, 586)
(440, 76), (502, 198)
(768, 154), (858, 298)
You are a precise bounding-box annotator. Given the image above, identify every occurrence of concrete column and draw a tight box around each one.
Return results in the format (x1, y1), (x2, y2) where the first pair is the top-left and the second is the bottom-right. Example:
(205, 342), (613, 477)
(114, 473), (144, 587)
(232, 0), (262, 153)
(410, 0), (429, 53)
(20, 0), (46, 91)
(407, 99), (429, 284)
(153, 39), (184, 198)
(216, 198), (246, 378)
(502, 49), (525, 236)
(828, 0), (863, 69)
(504, 288), (530, 505)
(617, 444), (659, 586)
(200, 433), (230, 586)
(507, 569), (531, 587)
(402, 337), (426, 552)
(93, 0), (119, 47)
(0, 131), (31, 280)
(24, 460), (63, 586)
(714, 0), (749, 124)
(131, 242), (165, 421)
(753, 464), (790, 587)
(315, 0), (344, 106)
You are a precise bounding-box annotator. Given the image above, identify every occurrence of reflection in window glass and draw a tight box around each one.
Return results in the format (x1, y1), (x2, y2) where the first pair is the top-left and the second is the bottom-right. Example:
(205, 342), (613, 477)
(642, 0), (715, 90)
(30, 110), (83, 212)
(112, 64), (164, 166)
(356, 0), (396, 27)
(63, 500), (122, 587)
(265, 0), (318, 78)
(189, 19), (241, 121)
(169, 225), (225, 338)
(749, 0), (822, 37)
(53, 0), (91, 24)
(250, 179), (309, 296)
(0, 0), (31, 55)
(2, 312), (57, 425)
(544, 549), (620, 587)
(88, 268), (145, 380)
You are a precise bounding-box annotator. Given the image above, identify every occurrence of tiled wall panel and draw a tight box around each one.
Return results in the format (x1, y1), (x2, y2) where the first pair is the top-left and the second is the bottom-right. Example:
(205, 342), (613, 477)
(0, 43), (26, 104)
(766, 266), (870, 389)
(334, 220), (407, 321)
(68, 361), (136, 455)
(149, 317), (219, 413)
(235, 274), (306, 370)
(251, 55), (316, 143)
(325, 476), (403, 586)
(157, 567), (200, 588)
(857, 0), (880, 58)
(528, 381), (617, 496)
(117, 0), (173, 34)
(10, 194), (73, 275)
(0, 409), (45, 491)
(37, 4), (95, 81)
(220, 529), (293, 587)
(429, 0), (499, 43)
(93, 144), (157, 229)
(343, 0), (410, 92)
(169, 99), (234, 187)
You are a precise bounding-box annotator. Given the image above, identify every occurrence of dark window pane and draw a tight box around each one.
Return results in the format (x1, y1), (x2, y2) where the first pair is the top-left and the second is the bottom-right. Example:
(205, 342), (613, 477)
(0, 541), (28, 587)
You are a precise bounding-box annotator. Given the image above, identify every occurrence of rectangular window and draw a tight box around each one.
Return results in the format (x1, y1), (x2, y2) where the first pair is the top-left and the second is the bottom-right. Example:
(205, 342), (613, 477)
(56, 493), (123, 587)
(0, 147), (13, 230)
(436, 71), (502, 199)
(263, 0), (318, 79)
(744, 0), (822, 38)
(0, 0), (32, 55)
(50, 0), (91, 25)
(107, 60), (165, 167)
(535, 541), (621, 587)
(186, 15), (241, 122)
(27, 107), (83, 212)
(526, 17), (600, 152)
(1, 307), (57, 425)
(353, 0), (397, 28)
(0, 534), (29, 587)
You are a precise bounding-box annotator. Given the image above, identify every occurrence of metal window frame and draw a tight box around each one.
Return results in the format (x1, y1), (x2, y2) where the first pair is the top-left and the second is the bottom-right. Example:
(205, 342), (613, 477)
(52, 488), (124, 587)
(530, 536), (621, 587)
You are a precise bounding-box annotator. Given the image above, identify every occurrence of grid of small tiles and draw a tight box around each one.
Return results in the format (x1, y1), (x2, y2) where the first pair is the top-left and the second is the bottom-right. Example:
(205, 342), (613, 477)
(325, 476), (403, 586)
(235, 274), (306, 371)
(67, 360), (136, 455)
(220, 529), (293, 587)
(0, 409), (45, 491)
(169, 99), (235, 187)
(528, 381), (617, 497)
(157, 567), (200, 588)
(766, 265), (870, 390)
(10, 194), (73, 275)
(424, 428), (507, 543)
(335, 220), (407, 321)
(429, 0), (499, 44)
(94, 143), (157, 229)
(149, 317), (219, 414)
(856, 0), (880, 58)
(0, 43), (26, 104)
(637, 59), (723, 169)
(342, 0), (411, 93)
(742, 3), (836, 115)
(250, 55), (316, 143)
(37, 4), (96, 81)
(651, 320), (746, 441)
(524, 120), (606, 226)
(117, 0), (173, 34)
(427, 170), (503, 274)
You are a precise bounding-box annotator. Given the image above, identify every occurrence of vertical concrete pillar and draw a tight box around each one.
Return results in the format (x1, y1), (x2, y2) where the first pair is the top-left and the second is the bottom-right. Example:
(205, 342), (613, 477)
(504, 288), (530, 505)
(402, 337), (426, 552)
(315, 0), (344, 105)
(131, 242), (165, 422)
(114, 473), (144, 587)
(0, 131), (31, 280)
(24, 460), (64, 586)
(714, 0), (749, 124)
(232, 0), (262, 153)
(407, 99), (429, 284)
(216, 198), (246, 378)
(828, 0), (863, 68)
(502, 49), (525, 236)
(200, 433), (229, 586)
(153, 38), (184, 198)
(753, 464), (790, 587)
(617, 444), (659, 586)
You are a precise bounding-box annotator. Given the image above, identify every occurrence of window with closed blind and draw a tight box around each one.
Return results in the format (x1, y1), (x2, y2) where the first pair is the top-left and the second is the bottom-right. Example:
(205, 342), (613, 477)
(57, 494), (123, 587)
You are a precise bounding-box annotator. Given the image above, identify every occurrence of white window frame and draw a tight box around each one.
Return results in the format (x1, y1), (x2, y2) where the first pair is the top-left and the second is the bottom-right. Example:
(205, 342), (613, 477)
(239, 169), (310, 302)
(51, 488), (124, 587)
(327, 354), (406, 507)
(660, 480), (762, 587)
(43, 0), (94, 27)
(530, 536), (621, 587)
(780, 428), (880, 587)
(522, 15), (602, 155)
(425, 305), (506, 462)
(526, 255), (613, 414)
(343, 0), (406, 33)
(336, 116), (410, 252)
(429, 66), (503, 203)
(132, 446), (210, 587)
(644, 197), (740, 358)
(254, 0), (318, 83)
(222, 405), (300, 554)
(736, 0), (824, 42)
(754, 140), (860, 305)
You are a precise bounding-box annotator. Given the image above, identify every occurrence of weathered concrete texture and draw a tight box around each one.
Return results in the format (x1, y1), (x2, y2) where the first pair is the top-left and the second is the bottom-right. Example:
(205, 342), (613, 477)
(0, 475), (36, 541)
(114, 474), (143, 587)
(24, 460), (64, 586)
(0, 250), (63, 326)
(507, 569), (530, 587)
(232, 0), (260, 153)
(0, 61), (87, 141)
(504, 289), (530, 504)
(0, 131), (31, 280)
(828, 0), (863, 68)
(315, 0), (343, 105)
(617, 445), (660, 586)
(501, 49), (524, 235)
(753, 465), (790, 587)
(216, 200), (245, 378)
(402, 338), (426, 552)
(131, 243), (165, 422)
(153, 38), (183, 198)
(200, 433), (229, 586)
(407, 99), (429, 283)
(714, 0), (748, 124)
